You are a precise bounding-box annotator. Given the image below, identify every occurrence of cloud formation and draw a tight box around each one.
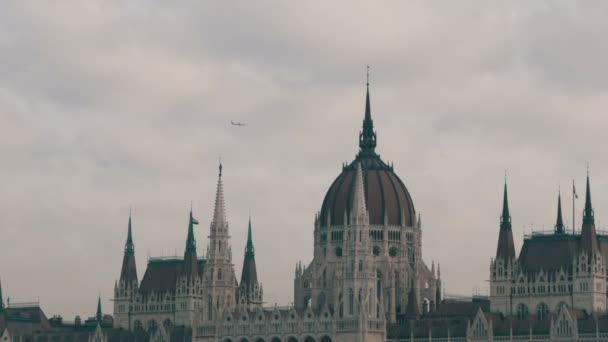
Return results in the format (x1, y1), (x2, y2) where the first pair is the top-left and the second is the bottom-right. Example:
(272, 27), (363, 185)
(1, 1), (608, 318)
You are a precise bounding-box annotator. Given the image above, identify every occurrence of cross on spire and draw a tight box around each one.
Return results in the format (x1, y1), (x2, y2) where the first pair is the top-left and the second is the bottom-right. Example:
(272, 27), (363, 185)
(359, 66), (377, 155)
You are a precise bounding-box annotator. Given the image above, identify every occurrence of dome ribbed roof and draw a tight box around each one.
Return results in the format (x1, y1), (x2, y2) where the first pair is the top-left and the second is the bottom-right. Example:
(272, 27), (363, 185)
(320, 155), (415, 227)
(319, 79), (415, 227)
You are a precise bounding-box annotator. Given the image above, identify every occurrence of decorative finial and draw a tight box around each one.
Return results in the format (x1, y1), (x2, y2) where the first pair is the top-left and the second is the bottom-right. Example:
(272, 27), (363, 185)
(219, 160), (223, 178)
(366, 65), (370, 87)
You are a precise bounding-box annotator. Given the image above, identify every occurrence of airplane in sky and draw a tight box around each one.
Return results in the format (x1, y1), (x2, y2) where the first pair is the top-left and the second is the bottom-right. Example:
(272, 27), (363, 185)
(231, 121), (246, 126)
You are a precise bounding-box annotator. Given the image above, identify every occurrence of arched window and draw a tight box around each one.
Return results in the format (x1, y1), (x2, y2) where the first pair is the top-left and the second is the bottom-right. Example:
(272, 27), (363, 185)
(516, 303), (528, 320)
(218, 269), (222, 280)
(321, 337), (332, 342)
(358, 260), (363, 272)
(423, 298), (430, 315)
(163, 319), (173, 329)
(537, 303), (549, 320)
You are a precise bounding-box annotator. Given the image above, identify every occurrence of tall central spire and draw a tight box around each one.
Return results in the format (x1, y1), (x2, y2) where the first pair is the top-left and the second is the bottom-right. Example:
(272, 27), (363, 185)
(212, 163), (227, 225)
(359, 66), (377, 155)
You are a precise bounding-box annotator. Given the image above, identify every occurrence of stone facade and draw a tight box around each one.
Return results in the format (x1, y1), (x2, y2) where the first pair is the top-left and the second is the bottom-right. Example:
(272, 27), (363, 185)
(111, 83), (442, 342)
(489, 176), (608, 319)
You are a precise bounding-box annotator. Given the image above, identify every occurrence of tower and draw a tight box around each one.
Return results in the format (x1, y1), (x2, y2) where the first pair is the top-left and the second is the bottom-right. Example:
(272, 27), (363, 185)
(237, 216), (263, 311)
(573, 172), (606, 312)
(204, 163), (238, 320)
(175, 209), (202, 327)
(490, 181), (515, 314)
(113, 214), (138, 329)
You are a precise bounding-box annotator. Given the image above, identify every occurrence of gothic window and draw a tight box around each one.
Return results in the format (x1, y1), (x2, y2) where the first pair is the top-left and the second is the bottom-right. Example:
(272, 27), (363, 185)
(322, 269), (326, 287)
(148, 320), (158, 332)
(163, 319), (172, 329)
(358, 260), (363, 272)
(348, 288), (354, 315)
(133, 320), (143, 331)
(218, 269), (222, 281)
(537, 303), (549, 320)
(516, 303), (528, 320)
(208, 295), (213, 321)
(335, 247), (342, 257)
(373, 246), (380, 256)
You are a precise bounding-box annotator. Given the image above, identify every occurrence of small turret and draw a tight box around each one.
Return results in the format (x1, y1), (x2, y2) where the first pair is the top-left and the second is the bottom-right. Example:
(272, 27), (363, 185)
(555, 190), (565, 234)
(0, 277), (4, 311)
(239, 216), (262, 309)
(119, 213), (138, 286)
(580, 172), (600, 255)
(495, 181), (516, 261)
(183, 209), (199, 278)
(96, 296), (102, 322)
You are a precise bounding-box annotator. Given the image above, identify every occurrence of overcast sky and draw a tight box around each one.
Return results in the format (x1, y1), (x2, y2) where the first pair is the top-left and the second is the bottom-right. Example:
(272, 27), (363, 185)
(2, 1), (608, 319)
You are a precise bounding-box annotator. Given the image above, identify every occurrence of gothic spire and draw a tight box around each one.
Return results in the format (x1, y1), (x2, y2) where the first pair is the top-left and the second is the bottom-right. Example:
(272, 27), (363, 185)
(240, 216), (258, 288)
(185, 209), (197, 252)
(96, 296), (102, 322)
(495, 180), (515, 261)
(555, 190), (565, 234)
(580, 170), (600, 255)
(359, 66), (377, 155)
(119, 214), (138, 285)
(583, 170), (594, 225)
(183, 209), (199, 277)
(349, 161), (368, 224)
(245, 215), (254, 256)
(212, 162), (227, 225)
(500, 181), (511, 230)
(125, 212), (134, 256)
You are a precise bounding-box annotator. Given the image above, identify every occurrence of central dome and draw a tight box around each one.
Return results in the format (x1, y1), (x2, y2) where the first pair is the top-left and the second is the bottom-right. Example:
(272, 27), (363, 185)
(319, 83), (416, 227)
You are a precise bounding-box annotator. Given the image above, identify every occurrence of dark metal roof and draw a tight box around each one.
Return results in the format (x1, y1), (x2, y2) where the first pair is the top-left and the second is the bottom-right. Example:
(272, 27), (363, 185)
(518, 234), (578, 274)
(320, 155), (415, 227)
(139, 258), (206, 294)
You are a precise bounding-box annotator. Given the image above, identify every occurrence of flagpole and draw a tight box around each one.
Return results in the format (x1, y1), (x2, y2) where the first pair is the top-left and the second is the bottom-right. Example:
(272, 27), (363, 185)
(572, 179), (575, 235)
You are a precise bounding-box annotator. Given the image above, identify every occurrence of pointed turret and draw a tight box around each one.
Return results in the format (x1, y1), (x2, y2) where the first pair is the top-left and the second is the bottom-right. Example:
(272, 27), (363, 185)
(183, 209), (199, 278)
(555, 190), (565, 234)
(495, 181), (516, 261)
(119, 214), (138, 285)
(359, 66), (377, 156)
(0, 277), (4, 311)
(96, 296), (102, 322)
(240, 216), (258, 287)
(580, 172), (600, 255)
(349, 162), (368, 224)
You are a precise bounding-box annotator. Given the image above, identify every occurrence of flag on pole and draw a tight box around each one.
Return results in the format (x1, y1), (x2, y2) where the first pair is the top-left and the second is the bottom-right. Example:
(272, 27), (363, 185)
(192, 217), (199, 225)
(573, 181), (578, 199)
